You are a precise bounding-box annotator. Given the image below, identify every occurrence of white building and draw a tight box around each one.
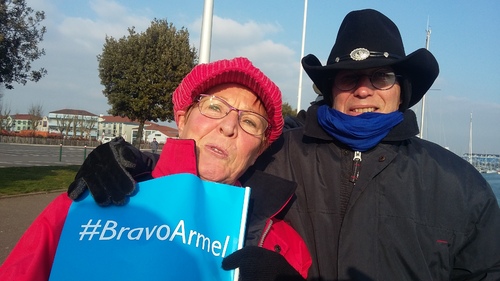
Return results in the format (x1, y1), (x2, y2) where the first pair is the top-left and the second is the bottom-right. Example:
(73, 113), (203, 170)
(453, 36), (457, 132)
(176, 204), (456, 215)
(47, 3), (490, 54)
(48, 109), (99, 139)
(5, 108), (178, 143)
(98, 115), (177, 144)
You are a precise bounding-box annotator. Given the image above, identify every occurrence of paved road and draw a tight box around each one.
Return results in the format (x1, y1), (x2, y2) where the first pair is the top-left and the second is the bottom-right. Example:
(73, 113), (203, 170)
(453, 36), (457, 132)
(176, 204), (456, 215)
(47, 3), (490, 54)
(0, 143), (94, 168)
(0, 143), (93, 265)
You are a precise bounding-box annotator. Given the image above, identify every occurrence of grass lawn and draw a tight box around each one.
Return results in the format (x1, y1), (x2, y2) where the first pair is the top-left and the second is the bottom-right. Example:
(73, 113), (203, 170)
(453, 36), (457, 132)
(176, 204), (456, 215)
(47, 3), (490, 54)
(0, 165), (80, 197)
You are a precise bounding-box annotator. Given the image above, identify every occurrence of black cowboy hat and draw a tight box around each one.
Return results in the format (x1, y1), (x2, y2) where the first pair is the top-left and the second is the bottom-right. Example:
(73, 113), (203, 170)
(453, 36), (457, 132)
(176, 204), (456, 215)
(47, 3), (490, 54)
(302, 9), (439, 110)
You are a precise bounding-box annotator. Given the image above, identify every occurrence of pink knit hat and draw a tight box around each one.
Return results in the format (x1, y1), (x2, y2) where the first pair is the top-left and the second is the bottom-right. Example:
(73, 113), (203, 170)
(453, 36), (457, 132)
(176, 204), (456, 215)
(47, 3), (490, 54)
(173, 57), (284, 144)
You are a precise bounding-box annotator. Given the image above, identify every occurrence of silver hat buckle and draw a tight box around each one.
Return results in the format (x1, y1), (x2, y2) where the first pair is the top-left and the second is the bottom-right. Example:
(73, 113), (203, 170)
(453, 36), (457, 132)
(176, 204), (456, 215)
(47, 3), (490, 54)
(350, 48), (370, 61)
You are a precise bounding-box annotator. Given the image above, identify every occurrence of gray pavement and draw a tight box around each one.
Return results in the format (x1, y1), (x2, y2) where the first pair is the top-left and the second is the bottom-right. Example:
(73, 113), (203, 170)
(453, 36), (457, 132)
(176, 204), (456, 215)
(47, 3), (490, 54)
(0, 191), (63, 264)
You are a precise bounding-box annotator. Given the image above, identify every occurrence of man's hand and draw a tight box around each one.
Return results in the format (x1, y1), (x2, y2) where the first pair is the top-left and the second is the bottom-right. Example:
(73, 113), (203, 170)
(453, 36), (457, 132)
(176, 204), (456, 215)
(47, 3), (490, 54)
(67, 137), (156, 206)
(222, 246), (305, 281)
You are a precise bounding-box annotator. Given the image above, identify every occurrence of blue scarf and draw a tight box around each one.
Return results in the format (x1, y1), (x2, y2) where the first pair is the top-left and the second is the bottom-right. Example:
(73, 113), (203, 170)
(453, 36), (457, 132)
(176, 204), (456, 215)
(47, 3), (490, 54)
(317, 105), (404, 152)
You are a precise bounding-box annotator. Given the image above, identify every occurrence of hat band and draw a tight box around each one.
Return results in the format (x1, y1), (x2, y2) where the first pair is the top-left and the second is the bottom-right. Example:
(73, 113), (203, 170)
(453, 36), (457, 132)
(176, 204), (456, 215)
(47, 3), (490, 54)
(334, 48), (401, 63)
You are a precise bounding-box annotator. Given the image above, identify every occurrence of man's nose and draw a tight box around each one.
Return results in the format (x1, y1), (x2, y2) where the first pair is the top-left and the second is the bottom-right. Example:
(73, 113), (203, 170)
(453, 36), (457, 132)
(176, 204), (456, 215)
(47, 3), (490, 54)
(352, 76), (374, 98)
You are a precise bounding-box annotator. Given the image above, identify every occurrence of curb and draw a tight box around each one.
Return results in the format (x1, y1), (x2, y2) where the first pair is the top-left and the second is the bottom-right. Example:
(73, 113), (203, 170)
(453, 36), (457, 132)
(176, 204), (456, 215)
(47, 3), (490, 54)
(0, 189), (66, 200)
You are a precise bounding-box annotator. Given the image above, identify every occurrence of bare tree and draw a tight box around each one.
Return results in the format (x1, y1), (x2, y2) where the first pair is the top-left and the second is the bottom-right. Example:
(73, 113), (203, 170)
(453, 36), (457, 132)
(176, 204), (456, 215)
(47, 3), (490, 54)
(27, 103), (43, 135)
(82, 117), (97, 139)
(0, 109), (12, 132)
(64, 117), (73, 138)
(76, 116), (85, 137)
(55, 114), (72, 138)
(0, 96), (13, 132)
(71, 115), (79, 138)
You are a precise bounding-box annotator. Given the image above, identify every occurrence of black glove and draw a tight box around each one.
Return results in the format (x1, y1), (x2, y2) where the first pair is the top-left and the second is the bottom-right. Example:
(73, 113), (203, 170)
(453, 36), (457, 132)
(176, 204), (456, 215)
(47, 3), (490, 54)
(222, 246), (305, 281)
(67, 137), (157, 206)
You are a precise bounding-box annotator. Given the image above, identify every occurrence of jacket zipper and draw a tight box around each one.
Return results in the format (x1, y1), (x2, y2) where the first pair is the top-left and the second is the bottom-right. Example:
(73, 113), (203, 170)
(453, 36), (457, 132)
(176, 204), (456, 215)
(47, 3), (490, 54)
(350, 151), (362, 183)
(258, 219), (273, 247)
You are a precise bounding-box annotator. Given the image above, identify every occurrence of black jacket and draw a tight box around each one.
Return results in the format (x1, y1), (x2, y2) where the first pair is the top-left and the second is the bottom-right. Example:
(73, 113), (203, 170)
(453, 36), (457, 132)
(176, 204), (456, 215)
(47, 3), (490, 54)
(252, 104), (500, 280)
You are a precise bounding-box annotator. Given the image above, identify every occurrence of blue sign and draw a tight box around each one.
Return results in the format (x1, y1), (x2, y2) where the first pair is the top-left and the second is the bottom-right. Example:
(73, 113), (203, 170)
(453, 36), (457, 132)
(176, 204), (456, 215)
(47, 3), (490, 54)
(49, 173), (251, 281)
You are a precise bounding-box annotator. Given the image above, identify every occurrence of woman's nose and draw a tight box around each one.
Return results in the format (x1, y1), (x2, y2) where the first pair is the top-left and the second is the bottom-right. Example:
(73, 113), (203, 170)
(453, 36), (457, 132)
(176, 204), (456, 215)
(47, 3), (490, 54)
(218, 111), (239, 137)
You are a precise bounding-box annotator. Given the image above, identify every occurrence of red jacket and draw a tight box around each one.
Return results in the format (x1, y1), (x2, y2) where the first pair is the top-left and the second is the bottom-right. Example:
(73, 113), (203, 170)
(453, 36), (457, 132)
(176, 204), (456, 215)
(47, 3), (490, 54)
(0, 138), (311, 280)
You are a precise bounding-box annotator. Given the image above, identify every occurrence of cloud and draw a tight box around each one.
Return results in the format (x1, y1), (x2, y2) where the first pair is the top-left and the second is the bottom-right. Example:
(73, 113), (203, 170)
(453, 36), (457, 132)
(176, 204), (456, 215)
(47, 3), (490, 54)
(55, 2), (151, 54)
(189, 15), (300, 105)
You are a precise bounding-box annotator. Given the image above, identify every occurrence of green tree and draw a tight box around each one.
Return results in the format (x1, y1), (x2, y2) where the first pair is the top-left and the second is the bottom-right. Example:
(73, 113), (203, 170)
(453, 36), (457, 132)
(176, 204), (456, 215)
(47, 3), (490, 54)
(98, 18), (197, 146)
(282, 102), (297, 118)
(0, 0), (46, 89)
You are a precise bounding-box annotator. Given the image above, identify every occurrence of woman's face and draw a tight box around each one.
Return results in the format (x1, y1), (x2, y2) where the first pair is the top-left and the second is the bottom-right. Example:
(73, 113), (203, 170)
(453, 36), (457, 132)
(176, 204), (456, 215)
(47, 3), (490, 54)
(331, 67), (402, 115)
(175, 83), (267, 185)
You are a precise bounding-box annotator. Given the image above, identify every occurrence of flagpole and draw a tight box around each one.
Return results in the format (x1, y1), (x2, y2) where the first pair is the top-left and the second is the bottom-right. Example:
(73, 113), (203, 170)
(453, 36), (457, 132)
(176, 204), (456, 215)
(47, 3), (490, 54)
(297, 0), (308, 113)
(199, 0), (214, 64)
(468, 112), (473, 164)
(419, 18), (431, 139)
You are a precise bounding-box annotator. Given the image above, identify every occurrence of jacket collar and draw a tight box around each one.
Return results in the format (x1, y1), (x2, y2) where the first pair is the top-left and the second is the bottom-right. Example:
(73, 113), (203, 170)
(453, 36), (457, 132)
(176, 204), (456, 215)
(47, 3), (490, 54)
(239, 168), (296, 219)
(239, 168), (297, 246)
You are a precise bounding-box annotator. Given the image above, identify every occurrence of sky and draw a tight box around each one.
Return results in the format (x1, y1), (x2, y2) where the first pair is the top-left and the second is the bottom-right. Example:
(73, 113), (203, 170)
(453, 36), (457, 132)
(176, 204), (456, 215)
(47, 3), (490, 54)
(3, 0), (500, 156)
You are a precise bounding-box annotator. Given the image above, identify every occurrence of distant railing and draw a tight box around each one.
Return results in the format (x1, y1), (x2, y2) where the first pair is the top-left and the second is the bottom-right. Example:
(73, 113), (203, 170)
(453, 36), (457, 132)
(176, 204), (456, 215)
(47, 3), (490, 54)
(462, 153), (500, 172)
(0, 135), (161, 150)
(0, 135), (100, 147)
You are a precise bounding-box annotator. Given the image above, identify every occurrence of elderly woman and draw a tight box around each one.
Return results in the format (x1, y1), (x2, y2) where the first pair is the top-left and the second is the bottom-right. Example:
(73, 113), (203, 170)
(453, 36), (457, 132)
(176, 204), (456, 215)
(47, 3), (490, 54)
(0, 58), (311, 281)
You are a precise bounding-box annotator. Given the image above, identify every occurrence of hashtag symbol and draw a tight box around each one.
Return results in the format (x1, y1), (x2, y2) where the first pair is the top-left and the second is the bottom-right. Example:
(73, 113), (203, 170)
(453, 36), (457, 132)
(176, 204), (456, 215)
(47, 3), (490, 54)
(79, 219), (102, 241)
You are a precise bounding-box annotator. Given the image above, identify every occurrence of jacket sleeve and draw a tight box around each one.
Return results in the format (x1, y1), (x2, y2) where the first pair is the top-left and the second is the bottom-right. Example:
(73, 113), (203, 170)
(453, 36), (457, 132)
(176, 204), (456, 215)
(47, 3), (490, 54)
(451, 193), (500, 280)
(0, 193), (71, 281)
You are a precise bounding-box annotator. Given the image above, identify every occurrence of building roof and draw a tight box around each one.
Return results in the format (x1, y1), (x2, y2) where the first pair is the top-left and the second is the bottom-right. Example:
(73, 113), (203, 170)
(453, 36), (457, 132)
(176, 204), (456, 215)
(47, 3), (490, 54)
(145, 123), (178, 137)
(100, 115), (139, 124)
(13, 114), (38, 120)
(50, 109), (97, 116)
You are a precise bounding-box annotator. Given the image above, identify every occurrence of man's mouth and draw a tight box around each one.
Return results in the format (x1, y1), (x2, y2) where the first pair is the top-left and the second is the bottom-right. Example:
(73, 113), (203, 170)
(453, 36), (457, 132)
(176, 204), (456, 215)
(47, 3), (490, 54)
(352, 107), (376, 113)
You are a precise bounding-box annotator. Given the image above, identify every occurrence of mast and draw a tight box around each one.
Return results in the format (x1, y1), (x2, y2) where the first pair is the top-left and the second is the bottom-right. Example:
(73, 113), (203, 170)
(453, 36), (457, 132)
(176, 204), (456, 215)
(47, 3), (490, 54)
(468, 112), (473, 164)
(199, 0), (214, 64)
(419, 19), (431, 139)
(296, 0), (308, 113)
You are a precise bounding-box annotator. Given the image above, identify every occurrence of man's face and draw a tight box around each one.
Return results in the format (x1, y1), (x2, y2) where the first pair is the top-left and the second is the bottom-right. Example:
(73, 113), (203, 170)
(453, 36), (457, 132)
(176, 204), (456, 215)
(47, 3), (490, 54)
(331, 67), (402, 115)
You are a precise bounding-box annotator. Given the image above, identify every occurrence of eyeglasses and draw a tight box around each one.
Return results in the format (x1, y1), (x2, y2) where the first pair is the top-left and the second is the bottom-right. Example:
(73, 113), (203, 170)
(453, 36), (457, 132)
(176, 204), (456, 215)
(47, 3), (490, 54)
(333, 68), (400, 91)
(196, 94), (269, 136)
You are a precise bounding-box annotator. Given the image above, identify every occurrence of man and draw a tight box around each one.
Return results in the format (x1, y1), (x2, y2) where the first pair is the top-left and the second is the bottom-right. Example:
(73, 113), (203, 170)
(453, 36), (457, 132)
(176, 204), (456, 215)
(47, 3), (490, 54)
(150, 137), (159, 153)
(249, 9), (500, 280)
